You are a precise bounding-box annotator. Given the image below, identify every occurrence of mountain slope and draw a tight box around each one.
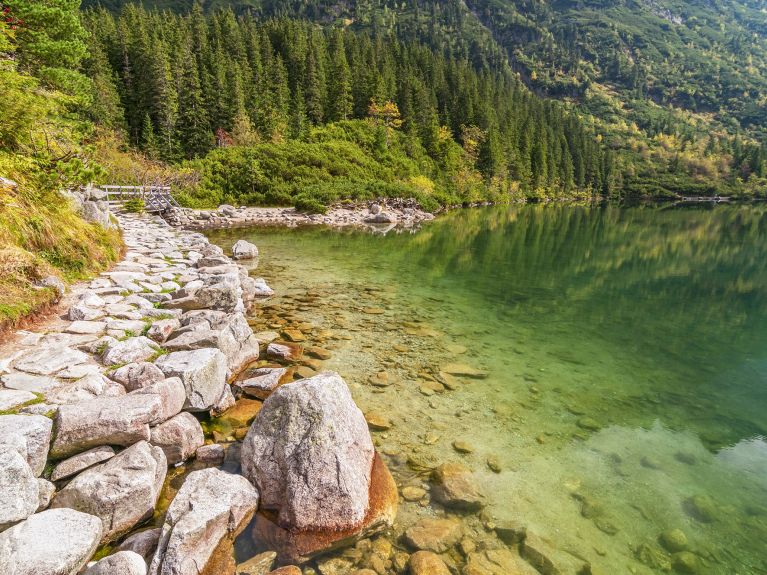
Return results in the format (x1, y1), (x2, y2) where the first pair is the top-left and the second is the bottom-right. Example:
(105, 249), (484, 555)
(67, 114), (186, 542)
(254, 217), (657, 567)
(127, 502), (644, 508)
(82, 0), (767, 196)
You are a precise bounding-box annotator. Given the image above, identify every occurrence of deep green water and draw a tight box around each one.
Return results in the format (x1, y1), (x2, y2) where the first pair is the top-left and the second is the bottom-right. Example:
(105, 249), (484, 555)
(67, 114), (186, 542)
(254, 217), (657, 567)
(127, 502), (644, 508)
(208, 204), (767, 574)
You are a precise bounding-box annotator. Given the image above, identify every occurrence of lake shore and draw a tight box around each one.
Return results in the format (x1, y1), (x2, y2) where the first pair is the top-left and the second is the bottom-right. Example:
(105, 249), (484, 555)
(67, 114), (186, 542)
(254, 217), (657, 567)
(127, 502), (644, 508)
(165, 198), (437, 231)
(0, 212), (403, 574)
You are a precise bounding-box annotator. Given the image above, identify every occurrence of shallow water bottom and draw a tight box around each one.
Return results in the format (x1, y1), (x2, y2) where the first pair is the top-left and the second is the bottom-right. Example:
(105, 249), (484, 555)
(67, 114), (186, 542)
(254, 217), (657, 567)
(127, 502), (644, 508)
(206, 205), (767, 574)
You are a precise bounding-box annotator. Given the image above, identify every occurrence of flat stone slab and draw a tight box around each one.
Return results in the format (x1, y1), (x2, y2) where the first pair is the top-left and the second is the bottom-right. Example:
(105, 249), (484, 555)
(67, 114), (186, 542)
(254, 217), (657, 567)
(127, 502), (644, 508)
(51, 446), (116, 482)
(0, 389), (37, 411)
(1, 372), (62, 393)
(13, 346), (89, 376)
(66, 321), (107, 335)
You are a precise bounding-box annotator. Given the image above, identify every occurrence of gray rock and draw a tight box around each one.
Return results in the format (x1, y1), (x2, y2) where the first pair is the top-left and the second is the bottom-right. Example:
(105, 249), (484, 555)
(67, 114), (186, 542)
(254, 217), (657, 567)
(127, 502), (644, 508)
(0, 447), (39, 529)
(146, 319), (181, 343)
(236, 367), (288, 399)
(165, 314), (259, 378)
(66, 321), (106, 335)
(232, 239), (259, 260)
(111, 362), (166, 391)
(131, 377), (186, 423)
(0, 508), (103, 575)
(241, 372), (374, 531)
(155, 349), (227, 412)
(69, 302), (106, 321)
(102, 337), (160, 366)
(117, 528), (161, 562)
(210, 384), (236, 416)
(51, 441), (167, 543)
(150, 412), (205, 465)
(0, 414), (53, 475)
(13, 346), (88, 376)
(50, 392), (163, 458)
(365, 212), (397, 224)
(51, 446), (116, 482)
(84, 551), (147, 575)
(195, 444), (225, 465)
(1, 372), (61, 393)
(252, 277), (274, 297)
(46, 373), (125, 406)
(36, 478), (55, 511)
(149, 468), (259, 575)
(0, 389), (37, 411)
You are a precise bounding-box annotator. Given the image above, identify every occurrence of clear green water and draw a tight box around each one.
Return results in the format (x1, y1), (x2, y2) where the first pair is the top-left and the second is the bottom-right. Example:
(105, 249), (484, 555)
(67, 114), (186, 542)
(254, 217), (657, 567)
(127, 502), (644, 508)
(208, 204), (767, 575)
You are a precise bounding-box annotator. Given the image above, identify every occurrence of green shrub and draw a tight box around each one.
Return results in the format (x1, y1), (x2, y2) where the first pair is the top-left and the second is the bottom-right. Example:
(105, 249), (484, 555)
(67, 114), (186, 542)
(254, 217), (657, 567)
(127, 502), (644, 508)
(294, 195), (328, 214)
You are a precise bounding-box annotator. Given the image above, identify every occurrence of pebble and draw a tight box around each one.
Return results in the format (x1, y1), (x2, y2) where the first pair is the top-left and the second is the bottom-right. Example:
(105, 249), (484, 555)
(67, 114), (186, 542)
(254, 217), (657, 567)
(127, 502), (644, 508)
(452, 440), (474, 454)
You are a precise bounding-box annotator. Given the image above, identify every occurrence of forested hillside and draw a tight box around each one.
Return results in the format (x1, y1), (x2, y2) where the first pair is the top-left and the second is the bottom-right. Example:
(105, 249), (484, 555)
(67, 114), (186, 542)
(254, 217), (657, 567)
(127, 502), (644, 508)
(85, 0), (767, 197)
(83, 5), (611, 208)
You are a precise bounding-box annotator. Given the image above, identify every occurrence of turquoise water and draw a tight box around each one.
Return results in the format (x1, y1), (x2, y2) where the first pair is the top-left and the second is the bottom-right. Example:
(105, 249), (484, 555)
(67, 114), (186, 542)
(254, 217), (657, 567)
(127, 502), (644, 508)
(208, 204), (767, 574)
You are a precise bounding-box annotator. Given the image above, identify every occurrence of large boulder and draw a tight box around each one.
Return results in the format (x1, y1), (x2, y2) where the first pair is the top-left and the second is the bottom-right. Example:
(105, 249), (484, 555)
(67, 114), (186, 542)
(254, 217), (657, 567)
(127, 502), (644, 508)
(242, 372), (373, 531)
(150, 412), (205, 465)
(51, 441), (167, 543)
(242, 372), (397, 563)
(231, 239), (259, 260)
(154, 349), (227, 412)
(0, 414), (53, 476)
(0, 508), (102, 575)
(0, 447), (39, 529)
(84, 551), (147, 575)
(149, 468), (259, 575)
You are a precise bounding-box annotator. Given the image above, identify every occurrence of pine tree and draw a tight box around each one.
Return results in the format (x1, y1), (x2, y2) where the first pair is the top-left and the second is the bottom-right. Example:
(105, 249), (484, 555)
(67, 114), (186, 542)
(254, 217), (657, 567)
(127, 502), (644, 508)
(328, 30), (353, 121)
(176, 44), (213, 159)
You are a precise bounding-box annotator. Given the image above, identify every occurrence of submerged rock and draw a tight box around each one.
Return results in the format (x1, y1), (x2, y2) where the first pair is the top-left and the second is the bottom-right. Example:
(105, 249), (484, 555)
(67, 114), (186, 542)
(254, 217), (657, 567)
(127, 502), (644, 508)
(431, 463), (485, 511)
(0, 508), (102, 575)
(409, 551), (451, 575)
(523, 532), (590, 575)
(404, 517), (462, 553)
(51, 441), (167, 543)
(148, 468), (258, 575)
(464, 548), (540, 575)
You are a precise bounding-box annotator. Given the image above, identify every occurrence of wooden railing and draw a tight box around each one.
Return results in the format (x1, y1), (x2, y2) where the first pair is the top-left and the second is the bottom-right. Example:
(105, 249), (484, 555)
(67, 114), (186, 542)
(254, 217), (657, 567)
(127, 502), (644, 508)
(99, 185), (180, 213)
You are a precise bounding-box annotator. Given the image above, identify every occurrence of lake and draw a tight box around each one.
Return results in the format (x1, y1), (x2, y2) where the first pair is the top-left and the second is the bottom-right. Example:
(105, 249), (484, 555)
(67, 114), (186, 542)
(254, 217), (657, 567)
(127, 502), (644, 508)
(208, 204), (767, 574)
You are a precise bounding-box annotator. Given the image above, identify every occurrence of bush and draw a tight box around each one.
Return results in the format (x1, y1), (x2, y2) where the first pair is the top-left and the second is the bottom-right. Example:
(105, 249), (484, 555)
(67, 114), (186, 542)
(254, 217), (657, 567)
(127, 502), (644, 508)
(294, 195), (328, 214)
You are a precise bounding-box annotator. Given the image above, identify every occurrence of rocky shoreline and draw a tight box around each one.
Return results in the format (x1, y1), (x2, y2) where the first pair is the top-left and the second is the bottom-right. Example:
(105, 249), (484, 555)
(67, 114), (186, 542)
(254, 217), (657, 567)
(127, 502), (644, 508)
(164, 198), (436, 231)
(0, 213), (399, 575)
(0, 208), (596, 575)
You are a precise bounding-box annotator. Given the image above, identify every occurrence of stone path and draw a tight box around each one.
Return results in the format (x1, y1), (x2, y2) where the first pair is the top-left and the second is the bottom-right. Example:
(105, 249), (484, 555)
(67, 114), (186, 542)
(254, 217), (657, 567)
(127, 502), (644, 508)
(0, 214), (271, 574)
